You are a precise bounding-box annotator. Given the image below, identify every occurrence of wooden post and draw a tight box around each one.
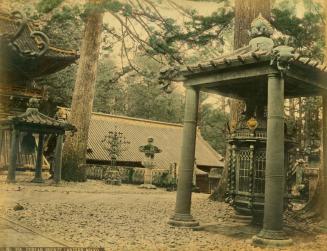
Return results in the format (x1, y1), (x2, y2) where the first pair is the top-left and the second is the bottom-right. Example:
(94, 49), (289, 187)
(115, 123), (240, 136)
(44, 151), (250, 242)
(7, 129), (19, 183)
(168, 86), (200, 227)
(54, 134), (64, 184)
(32, 133), (45, 183)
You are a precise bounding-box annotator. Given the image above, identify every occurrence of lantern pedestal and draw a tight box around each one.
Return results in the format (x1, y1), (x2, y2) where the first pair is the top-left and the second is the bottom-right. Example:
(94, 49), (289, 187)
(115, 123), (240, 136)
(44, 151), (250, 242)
(139, 166), (157, 189)
(31, 177), (45, 183)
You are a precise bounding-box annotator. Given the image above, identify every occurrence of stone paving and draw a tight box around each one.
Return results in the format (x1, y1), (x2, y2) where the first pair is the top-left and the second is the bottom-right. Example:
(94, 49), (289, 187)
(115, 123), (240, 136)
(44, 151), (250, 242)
(0, 175), (326, 250)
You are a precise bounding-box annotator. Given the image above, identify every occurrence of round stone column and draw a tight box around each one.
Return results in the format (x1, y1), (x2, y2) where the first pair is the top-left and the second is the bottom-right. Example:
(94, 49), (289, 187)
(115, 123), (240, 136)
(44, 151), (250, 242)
(168, 86), (199, 227)
(252, 73), (292, 247)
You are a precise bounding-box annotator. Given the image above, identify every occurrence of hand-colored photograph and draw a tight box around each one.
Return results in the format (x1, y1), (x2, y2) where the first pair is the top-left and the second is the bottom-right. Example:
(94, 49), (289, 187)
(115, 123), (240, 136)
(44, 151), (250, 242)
(0, 0), (326, 250)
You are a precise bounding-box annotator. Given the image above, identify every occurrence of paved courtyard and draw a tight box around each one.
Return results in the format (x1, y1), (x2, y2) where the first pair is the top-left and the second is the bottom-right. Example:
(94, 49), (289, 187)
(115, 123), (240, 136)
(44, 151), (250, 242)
(0, 174), (326, 250)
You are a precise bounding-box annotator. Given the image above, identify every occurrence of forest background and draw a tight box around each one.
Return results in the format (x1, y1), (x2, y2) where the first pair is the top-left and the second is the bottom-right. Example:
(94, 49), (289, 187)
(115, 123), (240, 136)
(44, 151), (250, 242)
(1, 0), (325, 158)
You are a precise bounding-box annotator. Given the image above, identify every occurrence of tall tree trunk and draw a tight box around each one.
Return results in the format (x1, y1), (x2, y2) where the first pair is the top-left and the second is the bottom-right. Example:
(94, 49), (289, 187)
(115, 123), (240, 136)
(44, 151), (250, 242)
(62, 1), (103, 181)
(210, 0), (271, 201)
(302, 2), (327, 216)
(234, 0), (271, 49)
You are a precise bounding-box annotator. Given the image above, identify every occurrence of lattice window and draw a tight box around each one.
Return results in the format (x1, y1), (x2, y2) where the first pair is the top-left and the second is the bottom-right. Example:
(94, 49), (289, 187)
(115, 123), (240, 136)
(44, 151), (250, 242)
(237, 150), (251, 192)
(254, 151), (266, 194)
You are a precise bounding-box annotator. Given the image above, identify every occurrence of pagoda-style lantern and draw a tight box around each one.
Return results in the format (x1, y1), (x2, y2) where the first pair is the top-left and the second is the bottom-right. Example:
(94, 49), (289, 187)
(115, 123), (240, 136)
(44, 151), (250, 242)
(0, 98), (76, 183)
(226, 100), (296, 220)
(161, 13), (327, 247)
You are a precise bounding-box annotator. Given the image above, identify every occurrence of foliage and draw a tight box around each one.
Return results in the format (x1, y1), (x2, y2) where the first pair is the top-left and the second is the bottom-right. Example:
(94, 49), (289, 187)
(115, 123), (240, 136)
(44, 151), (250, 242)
(42, 5), (83, 49)
(38, 65), (77, 115)
(272, 0), (325, 164)
(36, 0), (64, 13)
(93, 60), (127, 115)
(272, 2), (325, 60)
(125, 75), (185, 123)
(199, 103), (229, 155)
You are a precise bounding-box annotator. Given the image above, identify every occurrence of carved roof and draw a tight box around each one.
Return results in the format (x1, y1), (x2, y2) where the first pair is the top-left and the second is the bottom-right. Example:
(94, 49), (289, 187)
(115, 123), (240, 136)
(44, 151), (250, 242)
(167, 46), (327, 79)
(0, 106), (76, 133)
(160, 15), (327, 90)
(0, 11), (79, 82)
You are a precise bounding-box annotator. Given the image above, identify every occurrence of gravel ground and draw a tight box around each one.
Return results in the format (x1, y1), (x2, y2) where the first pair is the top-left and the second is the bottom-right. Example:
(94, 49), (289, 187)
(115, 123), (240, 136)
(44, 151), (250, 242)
(0, 174), (326, 250)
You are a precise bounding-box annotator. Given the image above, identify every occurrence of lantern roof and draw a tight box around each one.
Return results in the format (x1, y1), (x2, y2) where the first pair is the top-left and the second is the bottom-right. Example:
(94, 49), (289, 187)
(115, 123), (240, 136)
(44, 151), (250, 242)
(0, 99), (76, 134)
(160, 15), (327, 99)
(0, 11), (79, 83)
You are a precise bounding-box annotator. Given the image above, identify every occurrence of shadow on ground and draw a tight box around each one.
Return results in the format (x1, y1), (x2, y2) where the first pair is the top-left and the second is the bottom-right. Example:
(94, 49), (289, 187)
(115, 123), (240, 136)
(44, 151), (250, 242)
(195, 222), (260, 239)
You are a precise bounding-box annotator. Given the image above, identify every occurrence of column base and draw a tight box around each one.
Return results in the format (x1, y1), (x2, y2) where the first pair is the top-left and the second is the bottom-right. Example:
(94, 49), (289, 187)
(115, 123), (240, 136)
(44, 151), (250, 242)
(168, 213), (199, 228)
(139, 184), (157, 189)
(6, 178), (16, 184)
(252, 229), (293, 248)
(31, 177), (44, 183)
(50, 180), (61, 185)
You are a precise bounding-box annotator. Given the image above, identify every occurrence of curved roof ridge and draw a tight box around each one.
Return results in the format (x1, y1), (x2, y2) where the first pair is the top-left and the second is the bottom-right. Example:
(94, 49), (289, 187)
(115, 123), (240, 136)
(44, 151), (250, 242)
(59, 107), (184, 128)
(0, 10), (79, 58)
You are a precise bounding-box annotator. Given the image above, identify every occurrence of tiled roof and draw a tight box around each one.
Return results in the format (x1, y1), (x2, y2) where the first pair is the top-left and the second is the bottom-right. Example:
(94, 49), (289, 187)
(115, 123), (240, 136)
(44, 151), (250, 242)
(0, 11), (78, 57)
(84, 111), (224, 169)
(163, 45), (327, 80)
(1, 107), (76, 132)
(0, 11), (79, 80)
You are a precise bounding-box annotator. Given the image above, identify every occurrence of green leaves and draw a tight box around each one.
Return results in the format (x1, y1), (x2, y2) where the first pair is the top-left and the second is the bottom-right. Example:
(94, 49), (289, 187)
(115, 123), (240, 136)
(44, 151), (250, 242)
(272, 3), (325, 60)
(36, 0), (64, 13)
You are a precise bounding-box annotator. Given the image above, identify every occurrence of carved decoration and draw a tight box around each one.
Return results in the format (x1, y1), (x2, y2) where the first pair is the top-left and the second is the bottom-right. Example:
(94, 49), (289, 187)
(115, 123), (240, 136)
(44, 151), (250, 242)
(270, 45), (295, 72)
(248, 13), (274, 39)
(158, 66), (180, 93)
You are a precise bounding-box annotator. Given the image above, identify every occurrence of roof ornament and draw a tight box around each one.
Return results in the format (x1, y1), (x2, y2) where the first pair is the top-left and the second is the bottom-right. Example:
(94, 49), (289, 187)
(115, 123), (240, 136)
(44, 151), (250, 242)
(248, 13), (274, 38)
(248, 13), (274, 51)
(270, 45), (295, 72)
(10, 11), (27, 42)
(27, 98), (40, 109)
(159, 66), (180, 94)
(30, 31), (50, 56)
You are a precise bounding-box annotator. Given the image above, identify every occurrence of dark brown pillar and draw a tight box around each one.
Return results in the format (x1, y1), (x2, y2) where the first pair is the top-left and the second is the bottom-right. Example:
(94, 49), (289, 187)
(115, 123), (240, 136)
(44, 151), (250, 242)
(32, 133), (45, 183)
(252, 73), (292, 247)
(7, 129), (19, 183)
(168, 86), (199, 227)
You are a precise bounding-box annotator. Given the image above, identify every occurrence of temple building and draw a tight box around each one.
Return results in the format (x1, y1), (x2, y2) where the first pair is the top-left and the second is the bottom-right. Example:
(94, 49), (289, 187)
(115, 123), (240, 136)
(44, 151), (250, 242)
(62, 108), (224, 193)
(0, 11), (78, 171)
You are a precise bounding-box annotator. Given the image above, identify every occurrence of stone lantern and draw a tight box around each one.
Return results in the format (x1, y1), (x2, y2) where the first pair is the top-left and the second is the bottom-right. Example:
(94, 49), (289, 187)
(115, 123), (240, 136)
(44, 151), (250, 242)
(139, 137), (162, 189)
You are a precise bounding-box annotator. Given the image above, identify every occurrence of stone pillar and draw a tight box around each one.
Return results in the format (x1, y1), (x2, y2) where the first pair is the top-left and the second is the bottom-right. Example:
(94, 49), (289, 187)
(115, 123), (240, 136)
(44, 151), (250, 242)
(252, 73), (292, 247)
(32, 133), (45, 183)
(6, 129), (19, 183)
(168, 86), (199, 227)
(54, 134), (64, 184)
(144, 168), (153, 184)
